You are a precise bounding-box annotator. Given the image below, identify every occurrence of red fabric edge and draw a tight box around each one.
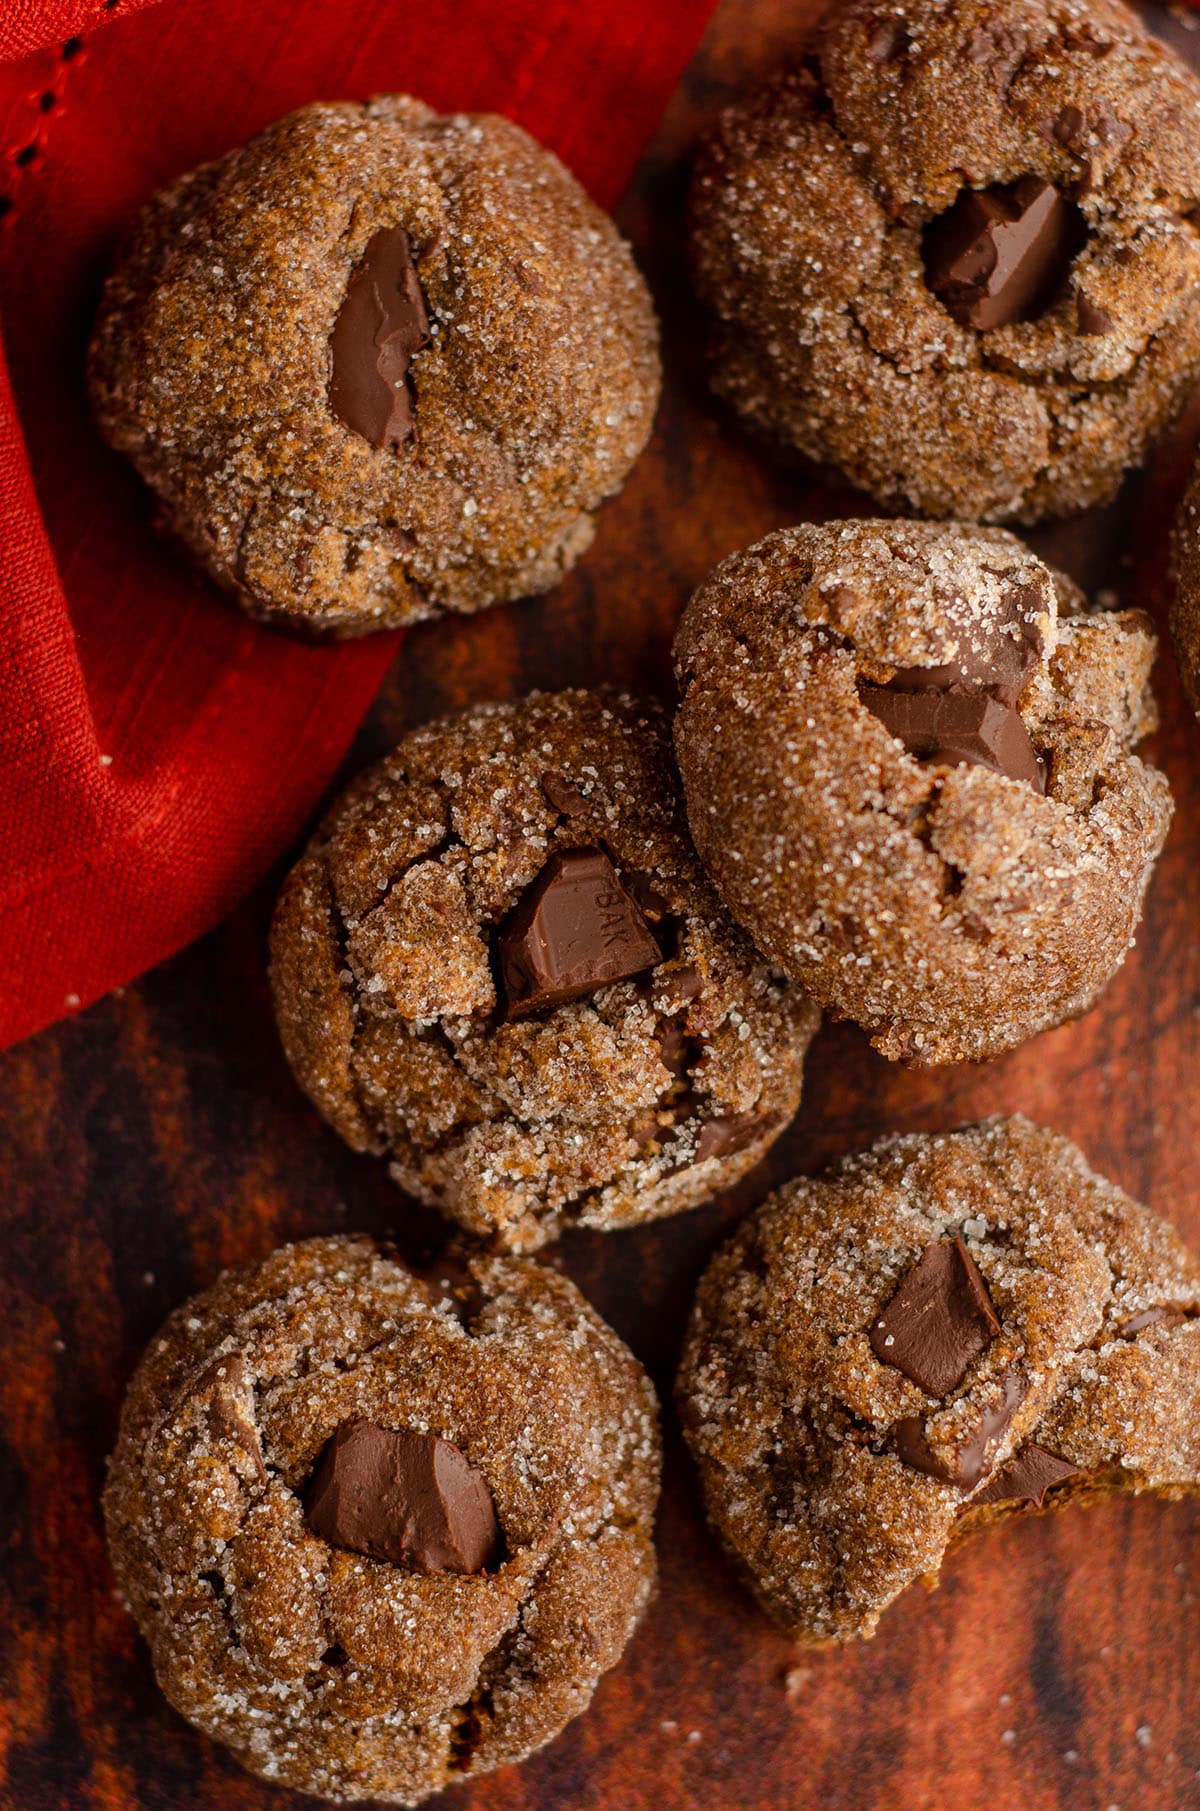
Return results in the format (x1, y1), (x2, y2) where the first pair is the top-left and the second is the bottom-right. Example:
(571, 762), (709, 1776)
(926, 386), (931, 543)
(0, 0), (715, 1049)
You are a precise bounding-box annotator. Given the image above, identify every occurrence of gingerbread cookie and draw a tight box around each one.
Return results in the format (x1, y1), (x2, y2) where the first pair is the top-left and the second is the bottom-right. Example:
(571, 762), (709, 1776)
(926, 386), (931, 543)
(678, 1118), (1200, 1647)
(270, 690), (818, 1250)
(89, 98), (659, 635)
(105, 1236), (660, 1803)
(689, 0), (1200, 522)
(673, 520), (1171, 1064)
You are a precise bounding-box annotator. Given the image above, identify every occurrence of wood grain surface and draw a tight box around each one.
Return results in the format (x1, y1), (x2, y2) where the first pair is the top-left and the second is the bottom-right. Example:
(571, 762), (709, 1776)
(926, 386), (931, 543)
(5, 3), (1200, 1808)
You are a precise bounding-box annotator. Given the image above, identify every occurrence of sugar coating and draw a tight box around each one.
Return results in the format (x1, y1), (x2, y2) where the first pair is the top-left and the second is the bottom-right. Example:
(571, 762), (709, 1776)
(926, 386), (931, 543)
(269, 690), (819, 1251)
(88, 98), (660, 635)
(677, 1117), (1200, 1647)
(104, 1236), (661, 1805)
(689, 0), (1200, 523)
(673, 519), (1172, 1064)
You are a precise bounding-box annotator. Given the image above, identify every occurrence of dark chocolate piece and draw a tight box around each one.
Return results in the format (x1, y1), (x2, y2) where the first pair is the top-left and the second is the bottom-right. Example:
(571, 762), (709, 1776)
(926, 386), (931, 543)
(970, 1441), (1079, 1509)
(199, 1354), (267, 1483)
(860, 590), (1046, 790)
(895, 1365), (1029, 1487)
(695, 1111), (775, 1164)
(869, 1237), (1002, 1397)
(496, 846), (661, 1018)
(422, 1255), (486, 1326)
(1049, 104), (1085, 147)
(1060, 25), (1114, 57)
(329, 225), (431, 452)
(656, 1018), (691, 1078)
(623, 870), (672, 924)
(984, 590), (1047, 706)
(883, 595), (1043, 709)
(1076, 292), (1114, 336)
(659, 963), (702, 1010)
(924, 177), (1085, 330)
(952, 1365), (1029, 1485)
(1093, 101), (1131, 149)
(1119, 1305), (1187, 1338)
(306, 1419), (499, 1573)
(540, 771), (589, 817)
(867, 19), (910, 61)
(859, 678), (1046, 791)
(965, 21), (1028, 88)
(894, 1414), (949, 1481)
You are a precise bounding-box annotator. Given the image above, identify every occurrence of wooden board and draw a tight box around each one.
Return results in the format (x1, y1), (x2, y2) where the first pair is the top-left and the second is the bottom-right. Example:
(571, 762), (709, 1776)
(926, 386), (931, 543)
(4, 3), (1200, 1807)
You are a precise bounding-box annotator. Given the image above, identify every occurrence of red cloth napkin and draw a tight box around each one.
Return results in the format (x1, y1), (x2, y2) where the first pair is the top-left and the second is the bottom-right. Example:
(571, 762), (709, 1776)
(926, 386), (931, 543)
(0, 0), (711, 1050)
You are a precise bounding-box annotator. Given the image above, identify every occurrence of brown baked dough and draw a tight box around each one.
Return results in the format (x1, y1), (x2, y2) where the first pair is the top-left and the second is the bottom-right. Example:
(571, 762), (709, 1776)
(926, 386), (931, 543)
(689, 0), (1200, 523)
(270, 690), (819, 1250)
(89, 98), (660, 635)
(678, 1118), (1200, 1647)
(673, 519), (1171, 1064)
(105, 1236), (660, 1804)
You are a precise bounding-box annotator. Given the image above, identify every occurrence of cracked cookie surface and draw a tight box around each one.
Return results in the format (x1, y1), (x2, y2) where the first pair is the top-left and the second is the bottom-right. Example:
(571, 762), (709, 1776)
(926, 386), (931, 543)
(673, 519), (1171, 1064)
(104, 1235), (660, 1805)
(269, 690), (819, 1251)
(88, 98), (659, 635)
(677, 1117), (1200, 1647)
(689, 0), (1200, 523)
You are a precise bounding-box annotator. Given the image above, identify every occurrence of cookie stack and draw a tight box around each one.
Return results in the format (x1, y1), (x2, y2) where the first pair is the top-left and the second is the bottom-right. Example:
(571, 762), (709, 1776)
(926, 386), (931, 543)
(94, 2), (1200, 1805)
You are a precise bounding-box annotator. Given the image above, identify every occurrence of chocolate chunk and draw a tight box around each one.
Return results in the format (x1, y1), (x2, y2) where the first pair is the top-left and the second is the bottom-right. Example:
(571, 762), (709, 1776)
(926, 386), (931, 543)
(965, 22), (1028, 90)
(971, 1441), (1079, 1509)
(1060, 26), (1113, 57)
(894, 1414), (941, 1478)
(952, 1365), (1028, 1485)
(496, 847), (661, 1018)
(695, 1111), (774, 1164)
(859, 593), (1046, 791)
(540, 771), (589, 818)
(1076, 292), (1114, 336)
(870, 1237), (1001, 1397)
(924, 177), (1086, 331)
(1050, 104), (1085, 146)
(659, 963), (702, 1010)
(329, 225), (431, 452)
(895, 1365), (1029, 1486)
(623, 870), (673, 924)
(1093, 101), (1131, 150)
(824, 583), (862, 615)
(859, 678), (1046, 792)
(422, 1255), (487, 1326)
(306, 1420), (499, 1574)
(990, 588), (1046, 700)
(886, 606), (1043, 708)
(656, 1018), (691, 1078)
(198, 1354), (268, 1483)
(1119, 1305), (1186, 1338)
(867, 18), (910, 61)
